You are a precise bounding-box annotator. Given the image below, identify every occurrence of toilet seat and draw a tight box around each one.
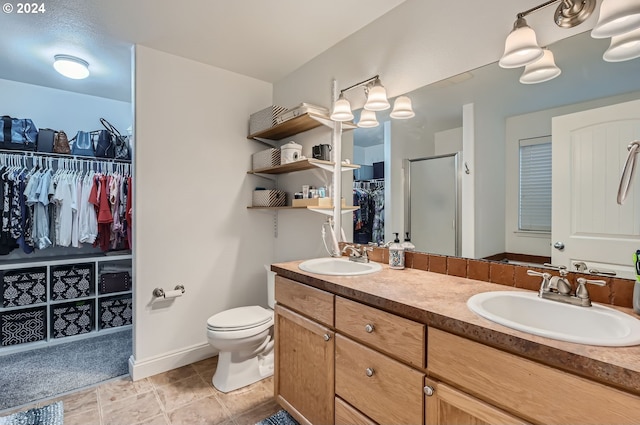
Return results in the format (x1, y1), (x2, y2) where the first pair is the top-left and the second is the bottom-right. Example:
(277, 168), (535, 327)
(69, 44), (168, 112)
(207, 306), (272, 331)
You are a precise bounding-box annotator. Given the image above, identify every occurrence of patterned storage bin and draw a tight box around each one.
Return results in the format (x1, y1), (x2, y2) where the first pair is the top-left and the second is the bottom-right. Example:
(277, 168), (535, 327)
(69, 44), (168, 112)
(0, 307), (46, 346)
(100, 295), (133, 329)
(249, 105), (288, 135)
(2, 267), (47, 307)
(252, 189), (287, 207)
(252, 148), (280, 170)
(51, 301), (94, 338)
(50, 264), (94, 301)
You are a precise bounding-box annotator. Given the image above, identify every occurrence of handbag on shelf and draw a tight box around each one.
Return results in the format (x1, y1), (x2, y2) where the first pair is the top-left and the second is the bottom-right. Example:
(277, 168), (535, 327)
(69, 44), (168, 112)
(94, 130), (115, 158)
(70, 131), (95, 157)
(53, 130), (70, 154)
(36, 128), (56, 153)
(0, 116), (37, 151)
(100, 118), (130, 160)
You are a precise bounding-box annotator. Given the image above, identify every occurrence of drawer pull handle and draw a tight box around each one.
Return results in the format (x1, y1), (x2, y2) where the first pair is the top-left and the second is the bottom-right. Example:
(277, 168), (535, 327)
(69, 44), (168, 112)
(365, 368), (375, 377)
(423, 385), (434, 396)
(323, 334), (332, 342)
(365, 324), (375, 333)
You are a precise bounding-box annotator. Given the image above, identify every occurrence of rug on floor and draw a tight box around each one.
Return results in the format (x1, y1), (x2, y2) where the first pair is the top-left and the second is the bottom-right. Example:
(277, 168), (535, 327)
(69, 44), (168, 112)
(255, 409), (299, 425)
(0, 329), (131, 411)
(0, 401), (63, 425)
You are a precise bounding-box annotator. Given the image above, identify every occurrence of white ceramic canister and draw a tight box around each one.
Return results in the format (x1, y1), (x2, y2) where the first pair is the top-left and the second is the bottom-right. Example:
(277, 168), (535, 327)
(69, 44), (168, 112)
(280, 141), (302, 164)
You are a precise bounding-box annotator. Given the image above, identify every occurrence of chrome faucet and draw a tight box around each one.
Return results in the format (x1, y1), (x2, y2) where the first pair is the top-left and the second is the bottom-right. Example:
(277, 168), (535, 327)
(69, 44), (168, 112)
(527, 268), (606, 307)
(341, 244), (372, 263)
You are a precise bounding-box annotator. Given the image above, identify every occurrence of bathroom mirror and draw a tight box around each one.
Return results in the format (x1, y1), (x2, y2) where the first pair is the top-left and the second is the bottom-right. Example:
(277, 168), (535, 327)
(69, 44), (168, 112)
(350, 30), (640, 272)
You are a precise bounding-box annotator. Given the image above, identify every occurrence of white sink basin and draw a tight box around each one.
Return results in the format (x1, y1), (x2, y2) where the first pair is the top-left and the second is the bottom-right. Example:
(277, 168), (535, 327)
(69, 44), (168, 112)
(467, 291), (640, 346)
(299, 257), (382, 276)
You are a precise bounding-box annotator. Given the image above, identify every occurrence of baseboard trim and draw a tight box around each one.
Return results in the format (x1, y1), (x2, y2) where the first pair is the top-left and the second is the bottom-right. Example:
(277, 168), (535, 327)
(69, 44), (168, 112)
(128, 343), (217, 381)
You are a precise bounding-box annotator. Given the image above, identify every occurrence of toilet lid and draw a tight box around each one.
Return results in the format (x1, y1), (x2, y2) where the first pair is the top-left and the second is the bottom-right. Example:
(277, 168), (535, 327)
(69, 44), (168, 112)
(207, 306), (273, 331)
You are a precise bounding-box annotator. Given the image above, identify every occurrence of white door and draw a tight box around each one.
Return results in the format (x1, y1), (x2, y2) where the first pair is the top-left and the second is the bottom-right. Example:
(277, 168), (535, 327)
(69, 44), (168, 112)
(552, 99), (640, 279)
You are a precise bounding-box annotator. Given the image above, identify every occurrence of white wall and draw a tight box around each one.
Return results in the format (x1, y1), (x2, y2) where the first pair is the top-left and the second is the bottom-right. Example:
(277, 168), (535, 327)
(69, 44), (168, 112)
(0, 78), (131, 141)
(272, 0), (592, 259)
(131, 45), (274, 379)
(435, 128), (463, 156)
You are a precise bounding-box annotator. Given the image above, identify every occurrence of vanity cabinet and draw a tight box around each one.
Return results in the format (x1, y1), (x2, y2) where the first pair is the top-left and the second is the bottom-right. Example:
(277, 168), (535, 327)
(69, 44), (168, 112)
(427, 328), (640, 425)
(424, 378), (528, 425)
(274, 276), (335, 425)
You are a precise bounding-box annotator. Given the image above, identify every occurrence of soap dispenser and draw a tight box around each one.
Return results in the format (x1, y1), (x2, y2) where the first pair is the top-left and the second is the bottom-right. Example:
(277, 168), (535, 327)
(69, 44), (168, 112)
(402, 232), (415, 252)
(389, 232), (405, 270)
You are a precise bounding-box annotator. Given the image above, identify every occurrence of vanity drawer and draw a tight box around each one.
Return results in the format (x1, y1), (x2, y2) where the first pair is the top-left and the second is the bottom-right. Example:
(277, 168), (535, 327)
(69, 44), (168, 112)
(335, 397), (377, 425)
(428, 328), (640, 425)
(335, 296), (425, 368)
(275, 276), (334, 327)
(335, 334), (425, 425)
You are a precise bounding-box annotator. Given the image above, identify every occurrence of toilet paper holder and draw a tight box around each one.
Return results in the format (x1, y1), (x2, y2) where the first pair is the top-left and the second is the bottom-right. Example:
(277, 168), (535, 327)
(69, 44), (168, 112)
(153, 285), (185, 298)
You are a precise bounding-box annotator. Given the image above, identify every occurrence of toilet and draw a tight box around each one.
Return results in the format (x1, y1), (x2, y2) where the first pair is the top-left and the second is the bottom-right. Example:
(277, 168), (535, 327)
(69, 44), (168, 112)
(206, 268), (276, 393)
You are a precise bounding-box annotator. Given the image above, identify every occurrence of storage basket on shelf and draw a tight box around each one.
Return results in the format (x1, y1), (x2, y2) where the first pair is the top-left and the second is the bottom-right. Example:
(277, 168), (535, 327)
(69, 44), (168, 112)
(252, 148), (280, 170)
(51, 301), (94, 338)
(0, 307), (46, 346)
(1, 267), (47, 308)
(249, 105), (288, 135)
(50, 263), (94, 301)
(100, 295), (133, 329)
(252, 189), (287, 207)
(99, 271), (131, 294)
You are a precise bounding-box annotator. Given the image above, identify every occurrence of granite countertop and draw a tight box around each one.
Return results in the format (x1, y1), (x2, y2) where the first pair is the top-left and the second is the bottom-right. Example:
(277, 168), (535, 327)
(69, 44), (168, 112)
(272, 259), (640, 396)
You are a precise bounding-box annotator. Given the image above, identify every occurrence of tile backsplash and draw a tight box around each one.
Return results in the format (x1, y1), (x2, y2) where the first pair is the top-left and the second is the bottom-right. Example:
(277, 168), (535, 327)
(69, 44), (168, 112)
(346, 245), (634, 309)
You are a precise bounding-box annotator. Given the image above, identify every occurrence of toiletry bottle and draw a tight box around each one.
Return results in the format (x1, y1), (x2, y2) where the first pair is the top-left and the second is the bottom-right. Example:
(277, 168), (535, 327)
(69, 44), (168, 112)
(402, 232), (415, 252)
(389, 233), (405, 270)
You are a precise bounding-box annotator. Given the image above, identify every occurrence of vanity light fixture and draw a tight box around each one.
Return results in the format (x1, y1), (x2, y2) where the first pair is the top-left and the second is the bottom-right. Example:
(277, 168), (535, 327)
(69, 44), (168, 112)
(357, 109), (379, 128)
(591, 0), (640, 39)
(331, 75), (414, 125)
(519, 48), (562, 84)
(603, 27), (640, 62)
(53, 54), (90, 79)
(499, 0), (640, 84)
(390, 96), (416, 119)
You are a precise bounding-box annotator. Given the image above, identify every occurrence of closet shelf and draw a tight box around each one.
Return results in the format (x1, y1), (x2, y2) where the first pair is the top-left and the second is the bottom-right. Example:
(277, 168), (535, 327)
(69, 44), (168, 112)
(248, 113), (356, 143)
(248, 158), (359, 175)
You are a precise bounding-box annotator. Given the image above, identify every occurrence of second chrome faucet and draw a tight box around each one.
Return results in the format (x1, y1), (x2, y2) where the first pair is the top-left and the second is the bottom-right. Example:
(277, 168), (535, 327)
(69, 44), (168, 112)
(527, 267), (606, 307)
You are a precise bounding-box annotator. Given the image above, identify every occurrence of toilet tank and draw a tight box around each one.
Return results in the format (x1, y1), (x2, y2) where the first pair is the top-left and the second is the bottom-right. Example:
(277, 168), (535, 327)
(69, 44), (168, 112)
(266, 265), (276, 309)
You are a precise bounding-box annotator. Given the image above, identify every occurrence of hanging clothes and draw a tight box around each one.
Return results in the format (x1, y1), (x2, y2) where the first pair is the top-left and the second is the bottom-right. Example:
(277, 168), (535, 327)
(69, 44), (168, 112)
(353, 180), (385, 244)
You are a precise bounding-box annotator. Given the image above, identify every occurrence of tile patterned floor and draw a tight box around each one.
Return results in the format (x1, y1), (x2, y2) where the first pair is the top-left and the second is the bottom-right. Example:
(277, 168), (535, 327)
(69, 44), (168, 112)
(1, 357), (281, 425)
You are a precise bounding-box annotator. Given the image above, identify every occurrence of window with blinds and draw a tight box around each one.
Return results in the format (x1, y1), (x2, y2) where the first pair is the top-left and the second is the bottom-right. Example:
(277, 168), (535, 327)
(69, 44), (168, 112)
(519, 136), (551, 232)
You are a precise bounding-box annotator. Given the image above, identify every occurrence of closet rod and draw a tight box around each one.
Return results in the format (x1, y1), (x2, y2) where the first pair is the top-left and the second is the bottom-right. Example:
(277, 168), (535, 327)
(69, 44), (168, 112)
(0, 148), (132, 164)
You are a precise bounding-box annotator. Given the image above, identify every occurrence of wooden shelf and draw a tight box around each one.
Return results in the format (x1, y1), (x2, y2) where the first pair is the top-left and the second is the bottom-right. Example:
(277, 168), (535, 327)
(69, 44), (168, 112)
(247, 206), (359, 214)
(248, 113), (357, 142)
(248, 158), (359, 175)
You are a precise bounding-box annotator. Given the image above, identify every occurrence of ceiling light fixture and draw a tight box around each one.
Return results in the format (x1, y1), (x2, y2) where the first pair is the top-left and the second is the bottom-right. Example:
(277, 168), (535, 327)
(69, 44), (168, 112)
(53, 54), (90, 79)
(390, 96), (416, 119)
(331, 75), (414, 125)
(498, 0), (640, 84)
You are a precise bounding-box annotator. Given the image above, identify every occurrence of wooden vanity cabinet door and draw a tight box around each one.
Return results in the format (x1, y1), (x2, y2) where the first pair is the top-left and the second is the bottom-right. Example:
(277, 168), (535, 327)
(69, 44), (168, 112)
(335, 397), (377, 425)
(275, 304), (334, 425)
(424, 377), (529, 425)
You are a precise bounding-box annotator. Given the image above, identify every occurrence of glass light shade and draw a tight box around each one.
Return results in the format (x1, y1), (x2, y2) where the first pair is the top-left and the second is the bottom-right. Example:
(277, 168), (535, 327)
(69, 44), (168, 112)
(390, 96), (415, 119)
(330, 93), (354, 121)
(499, 18), (544, 68)
(364, 78), (390, 111)
(591, 0), (640, 38)
(53, 55), (90, 79)
(357, 109), (379, 128)
(603, 27), (640, 61)
(519, 49), (561, 84)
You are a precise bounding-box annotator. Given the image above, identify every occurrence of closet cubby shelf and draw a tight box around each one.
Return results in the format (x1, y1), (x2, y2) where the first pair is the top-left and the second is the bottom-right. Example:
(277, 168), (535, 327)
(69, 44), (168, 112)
(248, 113), (356, 144)
(248, 158), (359, 175)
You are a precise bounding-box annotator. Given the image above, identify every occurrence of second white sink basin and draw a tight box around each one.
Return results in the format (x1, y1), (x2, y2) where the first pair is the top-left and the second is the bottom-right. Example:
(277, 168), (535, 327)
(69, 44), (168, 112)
(467, 291), (640, 346)
(299, 257), (382, 276)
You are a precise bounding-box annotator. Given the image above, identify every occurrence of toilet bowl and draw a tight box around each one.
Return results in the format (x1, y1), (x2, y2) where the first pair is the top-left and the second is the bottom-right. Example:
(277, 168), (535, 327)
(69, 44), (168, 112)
(206, 268), (276, 393)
